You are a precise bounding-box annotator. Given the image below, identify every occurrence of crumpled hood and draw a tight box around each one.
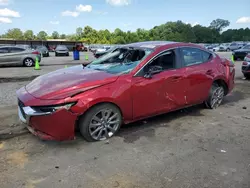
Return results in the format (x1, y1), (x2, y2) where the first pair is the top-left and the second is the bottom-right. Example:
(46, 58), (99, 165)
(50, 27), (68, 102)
(25, 65), (118, 100)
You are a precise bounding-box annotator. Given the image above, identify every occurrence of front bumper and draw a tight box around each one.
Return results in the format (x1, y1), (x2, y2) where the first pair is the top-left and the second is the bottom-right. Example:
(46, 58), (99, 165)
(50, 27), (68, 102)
(17, 88), (78, 141)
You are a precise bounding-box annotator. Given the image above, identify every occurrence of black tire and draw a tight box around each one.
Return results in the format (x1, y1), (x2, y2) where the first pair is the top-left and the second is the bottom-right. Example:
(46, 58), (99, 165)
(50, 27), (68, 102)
(66, 53), (69, 56)
(226, 48), (230, 52)
(79, 103), (122, 142)
(55, 53), (58, 56)
(244, 74), (250, 79)
(205, 83), (225, 109)
(23, 58), (34, 67)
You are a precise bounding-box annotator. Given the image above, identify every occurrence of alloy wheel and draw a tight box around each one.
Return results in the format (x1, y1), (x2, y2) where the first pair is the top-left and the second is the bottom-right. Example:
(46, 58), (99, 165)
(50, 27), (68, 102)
(210, 87), (224, 109)
(24, 59), (34, 67)
(89, 109), (120, 141)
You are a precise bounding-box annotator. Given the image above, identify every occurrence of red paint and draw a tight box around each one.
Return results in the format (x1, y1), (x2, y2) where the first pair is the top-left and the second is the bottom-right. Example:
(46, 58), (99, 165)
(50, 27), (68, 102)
(17, 42), (235, 141)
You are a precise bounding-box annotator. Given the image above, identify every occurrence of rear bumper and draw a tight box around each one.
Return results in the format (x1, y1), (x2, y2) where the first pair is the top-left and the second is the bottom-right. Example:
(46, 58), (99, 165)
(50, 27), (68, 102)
(17, 87), (78, 141)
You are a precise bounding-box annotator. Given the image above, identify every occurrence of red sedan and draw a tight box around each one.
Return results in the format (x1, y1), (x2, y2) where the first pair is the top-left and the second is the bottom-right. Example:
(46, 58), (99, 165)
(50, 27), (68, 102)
(17, 41), (235, 142)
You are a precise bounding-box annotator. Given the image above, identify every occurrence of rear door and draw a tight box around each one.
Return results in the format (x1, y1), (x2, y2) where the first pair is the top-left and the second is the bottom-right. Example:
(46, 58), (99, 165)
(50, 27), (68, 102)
(9, 47), (26, 63)
(180, 47), (215, 105)
(0, 47), (10, 64)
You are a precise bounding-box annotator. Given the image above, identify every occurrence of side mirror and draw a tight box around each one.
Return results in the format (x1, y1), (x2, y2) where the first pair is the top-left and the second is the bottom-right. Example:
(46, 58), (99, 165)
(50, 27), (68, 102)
(144, 65), (163, 79)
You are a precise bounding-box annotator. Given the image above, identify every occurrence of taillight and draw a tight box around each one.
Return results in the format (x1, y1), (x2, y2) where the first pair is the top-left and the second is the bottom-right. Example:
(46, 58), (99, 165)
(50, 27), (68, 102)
(242, 61), (248, 66)
(32, 51), (40, 55)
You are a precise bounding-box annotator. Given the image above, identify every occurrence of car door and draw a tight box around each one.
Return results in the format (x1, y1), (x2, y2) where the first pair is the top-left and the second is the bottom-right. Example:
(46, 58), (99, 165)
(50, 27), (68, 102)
(8, 47), (26, 63)
(0, 47), (10, 64)
(131, 49), (186, 120)
(180, 47), (215, 105)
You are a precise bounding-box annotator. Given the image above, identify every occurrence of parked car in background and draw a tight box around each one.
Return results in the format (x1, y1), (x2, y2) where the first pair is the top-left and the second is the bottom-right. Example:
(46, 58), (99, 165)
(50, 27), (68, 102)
(95, 46), (109, 53)
(89, 45), (99, 53)
(48, 46), (56, 52)
(242, 54), (250, 79)
(16, 41), (235, 142)
(226, 43), (242, 51)
(217, 43), (230, 51)
(83, 45), (89, 51)
(55, 45), (69, 56)
(15, 44), (32, 49)
(36, 45), (49, 57)
(0, 46), (41, 67)
(94, 46), (121, 58)
(232, 44), (250, 60)
(212, 45), (220, 52)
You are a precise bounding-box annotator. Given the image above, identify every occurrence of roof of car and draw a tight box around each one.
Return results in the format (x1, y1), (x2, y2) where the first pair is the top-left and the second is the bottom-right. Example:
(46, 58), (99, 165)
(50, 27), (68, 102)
(123, 41), (179, 49)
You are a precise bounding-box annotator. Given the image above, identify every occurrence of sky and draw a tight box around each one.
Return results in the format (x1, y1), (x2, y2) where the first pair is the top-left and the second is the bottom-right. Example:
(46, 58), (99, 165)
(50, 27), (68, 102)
(0, 0), (250, 35)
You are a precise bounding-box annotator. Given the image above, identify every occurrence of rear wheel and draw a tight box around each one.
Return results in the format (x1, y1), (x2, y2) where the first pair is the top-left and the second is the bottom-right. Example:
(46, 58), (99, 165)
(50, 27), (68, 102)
(205, 83), (225, 109)
(23, 58), (34, 67)
(55, 52), (58, 56)
(226, 48), (230, 52)
(79, 103), (122, 142)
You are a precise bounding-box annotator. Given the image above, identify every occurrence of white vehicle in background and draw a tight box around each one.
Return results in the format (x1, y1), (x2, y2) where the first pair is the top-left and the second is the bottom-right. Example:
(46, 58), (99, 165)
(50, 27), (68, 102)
(212, 45), (220, 52)
(96, 46), (111, 53)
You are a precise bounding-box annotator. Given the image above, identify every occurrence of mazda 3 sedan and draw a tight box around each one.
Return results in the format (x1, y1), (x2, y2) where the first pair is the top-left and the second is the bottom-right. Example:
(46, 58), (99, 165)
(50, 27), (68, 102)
(17, 41), (235, 142)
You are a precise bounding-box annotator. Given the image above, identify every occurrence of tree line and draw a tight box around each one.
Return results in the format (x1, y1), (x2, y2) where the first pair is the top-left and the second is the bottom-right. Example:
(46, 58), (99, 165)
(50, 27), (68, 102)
(1, 19), (250, 44)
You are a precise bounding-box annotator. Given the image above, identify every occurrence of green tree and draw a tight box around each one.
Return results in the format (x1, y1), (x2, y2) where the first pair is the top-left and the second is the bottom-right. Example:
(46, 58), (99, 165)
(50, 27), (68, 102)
(23, 30), (34, 40)
(60, 34), (66, 39)
(52, 31), (59, 39)
(209, 19), (230, 32)
(6, 28), (23, 39)
(37, 31), (48, 40)
(76, 27), (83, 39)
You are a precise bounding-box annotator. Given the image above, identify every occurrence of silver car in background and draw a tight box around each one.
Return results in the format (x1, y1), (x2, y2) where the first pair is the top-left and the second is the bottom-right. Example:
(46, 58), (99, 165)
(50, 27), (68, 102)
(55, 45), (69, 56)
(0, 46), (41, 67)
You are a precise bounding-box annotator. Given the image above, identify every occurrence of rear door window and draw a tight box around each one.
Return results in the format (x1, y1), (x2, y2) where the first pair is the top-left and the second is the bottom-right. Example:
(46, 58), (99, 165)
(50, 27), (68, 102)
(0, 47), (9, 53)
(180, 47), (212, 66)
(10, 47), (25, 53)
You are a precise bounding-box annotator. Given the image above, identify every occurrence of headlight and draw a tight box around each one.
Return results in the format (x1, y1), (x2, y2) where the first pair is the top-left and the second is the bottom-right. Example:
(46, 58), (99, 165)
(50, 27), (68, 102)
(32, 102), (76, 113)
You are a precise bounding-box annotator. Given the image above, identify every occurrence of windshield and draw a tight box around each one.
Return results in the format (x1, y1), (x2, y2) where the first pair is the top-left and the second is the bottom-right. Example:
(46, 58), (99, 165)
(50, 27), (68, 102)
(86, 47), (153, 75)
(56, 45), (67, 50)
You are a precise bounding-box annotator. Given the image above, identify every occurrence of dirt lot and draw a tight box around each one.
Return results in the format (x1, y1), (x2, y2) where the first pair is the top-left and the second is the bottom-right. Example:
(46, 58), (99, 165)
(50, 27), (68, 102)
(0, 52), (250, 188)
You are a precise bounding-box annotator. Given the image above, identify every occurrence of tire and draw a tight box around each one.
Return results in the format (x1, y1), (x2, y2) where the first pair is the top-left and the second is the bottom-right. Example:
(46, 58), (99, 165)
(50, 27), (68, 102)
(205, 83), (225, 109)
(66, 53), (69, 56)
(226, 48), (230, 52)
(244, 74), (250, 79)
(55, 53), (58, 57)
(23, 58), (34, 67)
(79, 103), (122, 142)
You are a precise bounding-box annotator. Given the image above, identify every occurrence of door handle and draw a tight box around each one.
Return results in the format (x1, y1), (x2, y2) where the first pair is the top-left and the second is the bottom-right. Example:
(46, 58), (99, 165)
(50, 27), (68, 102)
(171, 76), (182, 80)
(206, 70), (213, 75)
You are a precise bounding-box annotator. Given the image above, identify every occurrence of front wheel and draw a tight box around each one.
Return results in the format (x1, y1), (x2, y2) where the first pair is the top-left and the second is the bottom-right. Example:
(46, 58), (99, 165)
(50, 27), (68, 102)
(205, 83), (225, 109)
(79, 103), (122, 142)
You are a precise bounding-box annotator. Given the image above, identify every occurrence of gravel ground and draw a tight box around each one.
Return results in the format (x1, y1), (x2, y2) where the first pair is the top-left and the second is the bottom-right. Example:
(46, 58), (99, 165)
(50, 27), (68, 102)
(0, 52), (249, 188)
